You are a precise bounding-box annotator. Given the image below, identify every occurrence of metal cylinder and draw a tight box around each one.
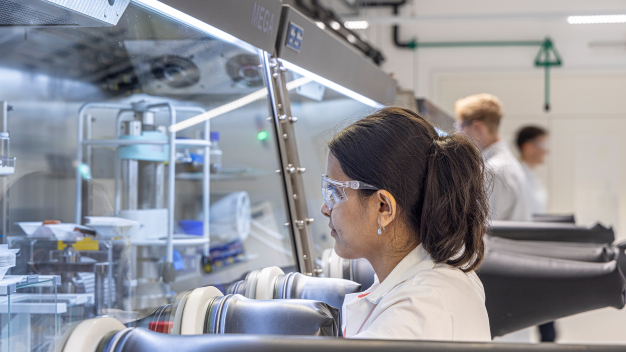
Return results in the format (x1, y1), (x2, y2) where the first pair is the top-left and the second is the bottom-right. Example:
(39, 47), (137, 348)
(138, 161), (165, 209)
(122, 120), (141, 210)
(136, 111), (155, 128)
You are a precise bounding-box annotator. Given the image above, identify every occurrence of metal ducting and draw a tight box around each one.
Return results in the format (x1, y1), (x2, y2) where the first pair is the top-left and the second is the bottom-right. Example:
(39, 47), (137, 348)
(0, 0), (130, 27)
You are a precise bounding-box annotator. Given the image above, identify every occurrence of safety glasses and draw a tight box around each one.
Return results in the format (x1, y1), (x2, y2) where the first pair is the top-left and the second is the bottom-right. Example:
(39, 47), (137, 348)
(321, 174), (378, 210)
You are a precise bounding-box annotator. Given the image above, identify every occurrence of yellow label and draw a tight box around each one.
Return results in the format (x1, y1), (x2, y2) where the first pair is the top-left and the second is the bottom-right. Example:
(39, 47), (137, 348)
(72, 237), (99, 251)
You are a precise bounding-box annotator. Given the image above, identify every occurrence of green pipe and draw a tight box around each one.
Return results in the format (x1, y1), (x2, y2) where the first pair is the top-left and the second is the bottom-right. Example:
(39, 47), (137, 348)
(411, 40), (543, 49)
(544, 65), (550, 111)
(409, 38), (560, 111)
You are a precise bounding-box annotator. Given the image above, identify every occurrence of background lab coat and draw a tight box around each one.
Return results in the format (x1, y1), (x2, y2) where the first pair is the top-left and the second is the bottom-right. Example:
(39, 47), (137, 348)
(521, 161), (548, 215)
(342, 245), (491, 341)
(482, 140), (533, 222)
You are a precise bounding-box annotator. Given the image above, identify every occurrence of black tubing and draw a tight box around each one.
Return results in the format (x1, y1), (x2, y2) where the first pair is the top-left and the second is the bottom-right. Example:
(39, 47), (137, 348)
(478, 249), (626, 337)
(112, 328), (626, 352)
(484, 236), (618, 262)
(489, 221), (614, 244)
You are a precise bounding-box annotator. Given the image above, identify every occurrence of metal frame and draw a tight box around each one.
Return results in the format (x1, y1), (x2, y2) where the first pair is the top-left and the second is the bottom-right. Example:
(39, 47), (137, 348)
(264, 56), (317, 276)
(0, 101), (9, 244)
(260, 52), (308, 275)
(75, 102), (210, 263)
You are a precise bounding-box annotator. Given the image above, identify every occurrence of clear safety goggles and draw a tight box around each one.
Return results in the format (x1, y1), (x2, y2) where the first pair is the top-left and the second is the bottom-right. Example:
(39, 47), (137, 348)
(321, 174), (379, 210)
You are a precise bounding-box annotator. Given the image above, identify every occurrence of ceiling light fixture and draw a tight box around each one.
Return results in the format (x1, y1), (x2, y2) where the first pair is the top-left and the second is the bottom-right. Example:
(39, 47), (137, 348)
(567, 14), (626, 24)
(316, 21), (326, 30)
(330, 21), (341, 30)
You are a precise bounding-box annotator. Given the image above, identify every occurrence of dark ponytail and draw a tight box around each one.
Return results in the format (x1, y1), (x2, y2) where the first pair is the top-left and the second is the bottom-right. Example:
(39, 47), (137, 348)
(328, 107), (489, 272)
(420, 134), (488, 271)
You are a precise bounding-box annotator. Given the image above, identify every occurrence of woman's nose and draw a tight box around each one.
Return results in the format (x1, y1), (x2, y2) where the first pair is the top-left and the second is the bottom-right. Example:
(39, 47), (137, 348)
(321, 203), (331, 218)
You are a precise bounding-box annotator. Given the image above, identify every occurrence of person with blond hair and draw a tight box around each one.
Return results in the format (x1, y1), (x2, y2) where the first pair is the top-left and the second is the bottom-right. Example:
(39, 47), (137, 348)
(455, 93), (532, 222)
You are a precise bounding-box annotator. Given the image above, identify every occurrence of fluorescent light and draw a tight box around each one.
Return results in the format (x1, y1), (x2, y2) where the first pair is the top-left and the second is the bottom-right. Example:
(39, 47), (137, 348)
(286, 76), (313, 90)
(316, 21), (326, 30)
(330, 21), (341, 30)
(132, 0), (258, 54)
(169, 77), (313, 133)
(279, 59), (384, 109)
(344, 20), (369, 30)
(567, 14), (626, 24)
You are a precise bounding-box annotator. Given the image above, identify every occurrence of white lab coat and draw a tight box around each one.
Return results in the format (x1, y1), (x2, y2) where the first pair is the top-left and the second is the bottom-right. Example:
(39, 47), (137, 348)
(341, 245), (491, 341)
(482, 140), (532, 222)
(521, 161), (547, 215)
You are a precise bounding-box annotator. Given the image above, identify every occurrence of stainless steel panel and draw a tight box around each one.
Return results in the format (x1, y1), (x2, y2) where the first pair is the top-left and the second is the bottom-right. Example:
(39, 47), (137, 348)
(156, 0), (282, 54)
(417, 98), (455, 133)
(1, 0), (130, 27)
(275, 5), (397, 105)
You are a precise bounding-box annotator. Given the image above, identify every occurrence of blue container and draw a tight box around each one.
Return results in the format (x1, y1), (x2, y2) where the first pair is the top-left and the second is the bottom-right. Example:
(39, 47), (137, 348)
(178, 220), (204, 236)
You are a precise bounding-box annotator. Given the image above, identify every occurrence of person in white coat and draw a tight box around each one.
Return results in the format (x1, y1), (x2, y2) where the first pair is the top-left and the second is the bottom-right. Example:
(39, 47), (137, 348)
(321, 107), (491, 341)
(516, 125), (556, 342)
(454, 94), (532, 222)
(516, 126), (549, 215)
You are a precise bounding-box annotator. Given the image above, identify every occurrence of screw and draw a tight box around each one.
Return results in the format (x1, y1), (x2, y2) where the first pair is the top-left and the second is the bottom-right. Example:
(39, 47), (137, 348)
(305, 218), (314, 224)
(272, 73), (279, 78)
(283, 134), (288, 140)
(104, 13), (107, 18)
(297, 167), (306, 174)
(275, 170), (281, 174)
(284, 223), (290, 228)
(286, 165), (295, 173)
(278, 115), (287, 121)
(293, 194), (298, 200)
(289, 116), (298, 123)
(266, 117), (272, 121)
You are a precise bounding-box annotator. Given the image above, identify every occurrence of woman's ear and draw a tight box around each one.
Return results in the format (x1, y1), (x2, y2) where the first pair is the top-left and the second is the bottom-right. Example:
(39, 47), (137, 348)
(376, 190), (397, 228)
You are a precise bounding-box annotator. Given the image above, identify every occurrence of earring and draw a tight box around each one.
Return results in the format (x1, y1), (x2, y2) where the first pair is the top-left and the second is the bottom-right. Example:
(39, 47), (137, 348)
(378, 221), (384, 235)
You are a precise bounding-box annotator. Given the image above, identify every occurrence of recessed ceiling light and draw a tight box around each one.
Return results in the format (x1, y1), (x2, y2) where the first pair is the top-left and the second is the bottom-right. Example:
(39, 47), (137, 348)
(567, 15), (626, 24)
(316, 21), (326, 30)
(331, 21), (341, 30)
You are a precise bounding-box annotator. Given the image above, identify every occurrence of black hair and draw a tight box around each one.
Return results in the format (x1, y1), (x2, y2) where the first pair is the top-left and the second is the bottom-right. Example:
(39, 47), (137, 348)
(516, 126), (548, 152)
(328, 107), (489, 272)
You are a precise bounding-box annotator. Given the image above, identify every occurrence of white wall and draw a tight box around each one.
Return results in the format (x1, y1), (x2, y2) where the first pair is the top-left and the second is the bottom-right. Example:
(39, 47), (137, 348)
(326, 0), (626, 344)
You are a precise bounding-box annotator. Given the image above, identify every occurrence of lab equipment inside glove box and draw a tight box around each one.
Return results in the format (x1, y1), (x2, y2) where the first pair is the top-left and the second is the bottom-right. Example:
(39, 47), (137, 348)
(0, 275), (63, 352)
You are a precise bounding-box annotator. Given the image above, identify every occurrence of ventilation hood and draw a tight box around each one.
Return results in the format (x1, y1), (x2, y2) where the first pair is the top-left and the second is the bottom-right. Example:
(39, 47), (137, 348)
(0, 0), (130, 27)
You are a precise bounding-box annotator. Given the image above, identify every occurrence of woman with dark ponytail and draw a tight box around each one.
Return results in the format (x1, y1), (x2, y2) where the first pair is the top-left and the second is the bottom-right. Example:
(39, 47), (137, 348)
(321, 107), (490, 340)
